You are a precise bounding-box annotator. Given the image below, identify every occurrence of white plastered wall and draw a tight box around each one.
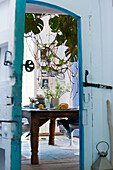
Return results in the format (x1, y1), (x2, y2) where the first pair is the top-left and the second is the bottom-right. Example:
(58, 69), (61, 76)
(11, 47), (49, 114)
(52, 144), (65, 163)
(22, 37), (36, 106)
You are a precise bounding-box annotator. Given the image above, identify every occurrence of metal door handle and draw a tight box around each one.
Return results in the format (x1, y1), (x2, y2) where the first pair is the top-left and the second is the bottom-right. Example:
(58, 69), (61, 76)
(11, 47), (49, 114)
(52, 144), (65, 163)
(4, 50), (12, 66)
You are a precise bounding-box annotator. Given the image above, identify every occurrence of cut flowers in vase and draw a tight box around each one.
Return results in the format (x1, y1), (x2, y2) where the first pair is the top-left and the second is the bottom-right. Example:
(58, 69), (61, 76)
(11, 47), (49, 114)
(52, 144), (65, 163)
(29, 97), (38, 103)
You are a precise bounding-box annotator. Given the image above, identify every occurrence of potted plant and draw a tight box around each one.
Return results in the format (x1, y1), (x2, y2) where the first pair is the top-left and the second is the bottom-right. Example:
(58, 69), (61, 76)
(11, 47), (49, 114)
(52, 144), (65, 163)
(29, 97), (38, 108)
(53, 80), (70, 107)
(36, 94), (45, 106)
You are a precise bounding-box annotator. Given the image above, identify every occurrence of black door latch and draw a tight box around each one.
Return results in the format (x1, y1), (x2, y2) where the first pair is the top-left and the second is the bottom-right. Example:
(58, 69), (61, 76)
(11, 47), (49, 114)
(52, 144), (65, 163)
(83, 70), (113, 90)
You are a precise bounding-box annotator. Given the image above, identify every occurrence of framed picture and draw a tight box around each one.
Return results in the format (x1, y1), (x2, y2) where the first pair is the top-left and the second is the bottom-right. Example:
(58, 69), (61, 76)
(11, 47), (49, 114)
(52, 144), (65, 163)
(42, 79), (49, 89)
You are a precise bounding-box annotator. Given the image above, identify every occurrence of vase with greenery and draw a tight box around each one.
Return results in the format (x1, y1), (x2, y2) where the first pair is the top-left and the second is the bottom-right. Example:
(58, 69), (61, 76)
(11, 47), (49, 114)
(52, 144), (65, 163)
(43, 88), (54, 108)
(53, 80), (70, 107)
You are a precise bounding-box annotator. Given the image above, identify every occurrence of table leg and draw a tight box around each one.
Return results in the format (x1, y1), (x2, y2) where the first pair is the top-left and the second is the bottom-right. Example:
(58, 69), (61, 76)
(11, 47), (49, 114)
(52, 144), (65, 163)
(31, 114), (40, 164)
(49, 118), (56, 145)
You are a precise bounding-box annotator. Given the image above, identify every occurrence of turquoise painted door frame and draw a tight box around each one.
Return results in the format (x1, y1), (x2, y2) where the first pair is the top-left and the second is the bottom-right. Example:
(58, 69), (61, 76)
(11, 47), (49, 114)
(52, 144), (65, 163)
(11, 0), (26, 169)
(13, 0), (83, 169)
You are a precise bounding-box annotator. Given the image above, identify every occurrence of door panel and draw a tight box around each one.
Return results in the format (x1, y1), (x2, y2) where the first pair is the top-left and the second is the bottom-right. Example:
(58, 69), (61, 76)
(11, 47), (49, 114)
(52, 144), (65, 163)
(0, 0), (26, 170)
(0, 82), (12, 120)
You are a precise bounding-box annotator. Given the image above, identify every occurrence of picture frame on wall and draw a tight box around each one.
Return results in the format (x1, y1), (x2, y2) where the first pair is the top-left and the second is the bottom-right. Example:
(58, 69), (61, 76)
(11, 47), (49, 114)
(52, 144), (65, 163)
(42, 79), (49, 89)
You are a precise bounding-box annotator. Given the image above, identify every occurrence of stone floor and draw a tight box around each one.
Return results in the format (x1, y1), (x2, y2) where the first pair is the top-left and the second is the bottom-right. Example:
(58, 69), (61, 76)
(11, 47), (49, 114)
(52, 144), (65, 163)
(21, 133), (79, 170)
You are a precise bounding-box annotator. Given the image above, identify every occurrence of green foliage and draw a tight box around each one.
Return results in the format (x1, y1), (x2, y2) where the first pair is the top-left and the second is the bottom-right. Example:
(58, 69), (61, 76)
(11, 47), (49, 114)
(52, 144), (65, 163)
(49, 68), (52, 72)
(54, 105), (61, 110)
(43, 88), (54, 99)
(43, 66), (48, 70)
(48, 53), (56, 59)
(41, 55), (45, 58)
(55, 79), (70, 98)
(49, 15), (78, 61)
(49, 16), (59, 32)
(25, 13), (44, 34)
(56, 59), (64, 67)
(42, 80), (70, 99)
(43, 44), (47, 47)
(25, 14), (78, 75)
(59, 59), (64, 66)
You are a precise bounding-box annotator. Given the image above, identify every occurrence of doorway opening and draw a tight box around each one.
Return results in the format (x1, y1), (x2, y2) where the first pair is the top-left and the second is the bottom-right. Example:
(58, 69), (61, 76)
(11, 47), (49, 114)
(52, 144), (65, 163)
(21, 2), (83, 170)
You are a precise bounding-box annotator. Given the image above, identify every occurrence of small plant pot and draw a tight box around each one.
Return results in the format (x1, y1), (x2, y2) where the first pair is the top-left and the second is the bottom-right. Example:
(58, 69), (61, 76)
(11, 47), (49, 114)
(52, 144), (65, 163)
(29, 103), (35, 108)
(52, 98), (59, 107)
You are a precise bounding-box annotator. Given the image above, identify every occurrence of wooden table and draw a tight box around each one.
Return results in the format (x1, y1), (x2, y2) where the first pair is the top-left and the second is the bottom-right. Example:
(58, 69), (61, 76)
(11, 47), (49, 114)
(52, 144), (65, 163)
(22, 108), (79, 164)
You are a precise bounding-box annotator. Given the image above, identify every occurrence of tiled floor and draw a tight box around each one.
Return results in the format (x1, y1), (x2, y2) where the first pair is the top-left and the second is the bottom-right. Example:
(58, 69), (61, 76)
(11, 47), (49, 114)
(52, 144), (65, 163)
(21, 133), (79, 170)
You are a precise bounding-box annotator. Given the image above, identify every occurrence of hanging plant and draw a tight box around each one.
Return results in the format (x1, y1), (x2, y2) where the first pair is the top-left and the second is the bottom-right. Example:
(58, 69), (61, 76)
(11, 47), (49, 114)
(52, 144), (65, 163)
(49, 15), (78, 62)
(24, 14), (78, 79)
(25, 13), (44, 34)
